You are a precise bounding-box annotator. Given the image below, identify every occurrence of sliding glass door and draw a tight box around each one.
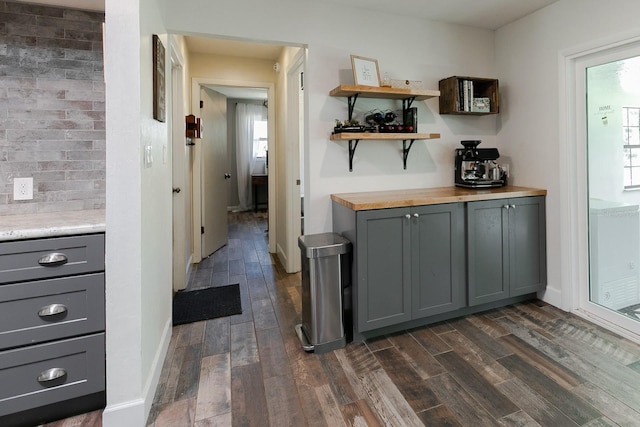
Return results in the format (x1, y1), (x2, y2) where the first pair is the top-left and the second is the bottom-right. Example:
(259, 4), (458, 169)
(586, 53), (640, 330)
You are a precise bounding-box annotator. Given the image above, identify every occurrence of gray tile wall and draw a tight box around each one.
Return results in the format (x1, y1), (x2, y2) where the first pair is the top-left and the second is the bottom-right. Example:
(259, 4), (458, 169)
(0, 1), (105, 215)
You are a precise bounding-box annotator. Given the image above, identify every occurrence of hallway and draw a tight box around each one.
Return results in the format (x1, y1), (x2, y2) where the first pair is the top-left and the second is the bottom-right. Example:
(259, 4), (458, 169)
(45, 211), (640, 426)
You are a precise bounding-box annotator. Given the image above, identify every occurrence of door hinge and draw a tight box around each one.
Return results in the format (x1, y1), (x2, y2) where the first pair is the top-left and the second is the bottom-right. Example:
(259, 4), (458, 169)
(201, 226), (205, 234)
(300, 72), (304, 90)
(296, 179), (301, 185)
(200, 100), (204, 108)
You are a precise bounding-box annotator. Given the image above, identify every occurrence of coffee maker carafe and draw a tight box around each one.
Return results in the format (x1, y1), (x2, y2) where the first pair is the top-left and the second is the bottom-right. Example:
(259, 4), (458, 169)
(454, 140), (506, 188)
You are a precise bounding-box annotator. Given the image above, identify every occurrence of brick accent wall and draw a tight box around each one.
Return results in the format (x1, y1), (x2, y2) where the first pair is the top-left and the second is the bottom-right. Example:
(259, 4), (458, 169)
(0, 1), (105, 215)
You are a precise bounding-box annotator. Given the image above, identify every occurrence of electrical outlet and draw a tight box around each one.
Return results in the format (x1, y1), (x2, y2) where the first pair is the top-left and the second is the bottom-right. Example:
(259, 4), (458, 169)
(14, 177), (33, 201)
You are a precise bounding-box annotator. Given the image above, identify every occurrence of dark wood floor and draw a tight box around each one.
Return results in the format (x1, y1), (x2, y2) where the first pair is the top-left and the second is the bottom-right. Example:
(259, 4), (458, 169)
(49, 211), (640, 426)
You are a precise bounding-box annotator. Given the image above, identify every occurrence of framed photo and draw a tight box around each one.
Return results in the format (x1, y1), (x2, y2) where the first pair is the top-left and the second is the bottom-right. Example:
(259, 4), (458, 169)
(152, 34), (166, 122)
(350, 55), (380, 87)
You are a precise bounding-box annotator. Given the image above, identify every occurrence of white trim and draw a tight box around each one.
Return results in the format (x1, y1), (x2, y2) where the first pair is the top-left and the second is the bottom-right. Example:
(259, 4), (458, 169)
(560, 30), (640, 336)
(284, 50), (305, 273)
(103, 398), (146, 427)
(142, 316), (172, 420)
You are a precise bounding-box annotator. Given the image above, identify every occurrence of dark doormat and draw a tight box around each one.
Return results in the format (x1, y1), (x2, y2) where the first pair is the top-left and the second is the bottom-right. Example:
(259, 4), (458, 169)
(172, 284), (242, 326)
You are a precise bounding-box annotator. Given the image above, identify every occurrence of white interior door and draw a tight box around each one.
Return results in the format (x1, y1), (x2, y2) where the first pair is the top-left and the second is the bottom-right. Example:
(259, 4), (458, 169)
(285, 54), (304, 273)
(200, 86), (228, 257)
(171, 60), (187, 291)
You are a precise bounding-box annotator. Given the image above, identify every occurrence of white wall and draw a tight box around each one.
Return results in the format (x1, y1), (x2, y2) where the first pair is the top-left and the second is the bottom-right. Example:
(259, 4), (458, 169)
(495, 0), (640, 308)
(104, 0), (172, 425)
(161, 0), (498, 235)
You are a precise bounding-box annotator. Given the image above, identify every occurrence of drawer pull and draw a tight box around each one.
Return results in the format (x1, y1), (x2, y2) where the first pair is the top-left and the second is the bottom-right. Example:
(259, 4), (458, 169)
(38, 303), (68, 317)
(38, 252), (68, 266)
(37, 367), (67, 383)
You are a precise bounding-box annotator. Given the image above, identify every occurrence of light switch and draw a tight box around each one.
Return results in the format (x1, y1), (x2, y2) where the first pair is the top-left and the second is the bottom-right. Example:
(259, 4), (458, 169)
(145, 145), (153, 168)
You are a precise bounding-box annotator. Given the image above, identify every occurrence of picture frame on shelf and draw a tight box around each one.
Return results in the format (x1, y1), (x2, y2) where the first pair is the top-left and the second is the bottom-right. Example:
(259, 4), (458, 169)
(350, 55), (380, 87)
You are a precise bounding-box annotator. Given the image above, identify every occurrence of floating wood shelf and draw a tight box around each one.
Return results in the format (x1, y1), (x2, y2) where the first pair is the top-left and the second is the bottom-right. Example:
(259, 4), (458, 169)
(330, 133), (441, 171)
(330, 85), (440, 101)
(329, 132), (440, 141)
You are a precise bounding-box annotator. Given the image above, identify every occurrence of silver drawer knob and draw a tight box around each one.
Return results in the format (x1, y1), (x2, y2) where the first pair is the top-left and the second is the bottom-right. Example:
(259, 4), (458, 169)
(405, 214), (411, 219)
(38, 303), (68, 318)
(413, 213), (419, 218)
(38, 252), (68, 266)
(37, 367), (67, 384)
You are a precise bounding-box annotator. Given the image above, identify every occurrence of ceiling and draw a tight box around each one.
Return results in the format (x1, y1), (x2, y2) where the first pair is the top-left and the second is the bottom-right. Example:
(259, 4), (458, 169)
(313, 0), (561, 30)
(16, 0), (561, 98)
(14, 0), (560, 30)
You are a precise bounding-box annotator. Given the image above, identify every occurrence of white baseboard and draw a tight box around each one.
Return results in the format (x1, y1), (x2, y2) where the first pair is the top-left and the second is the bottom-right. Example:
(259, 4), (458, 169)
(539, 284), (563, 309)
(102, 398), (145, 427)
(276, 243), (289, 272)
(143, 316), (172, 418)
(102, 316), (172, 427)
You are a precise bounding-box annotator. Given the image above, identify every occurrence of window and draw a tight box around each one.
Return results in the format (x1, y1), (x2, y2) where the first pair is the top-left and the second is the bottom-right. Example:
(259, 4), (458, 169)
(623, 107), (640, 188)
(253, 120), (268, 158)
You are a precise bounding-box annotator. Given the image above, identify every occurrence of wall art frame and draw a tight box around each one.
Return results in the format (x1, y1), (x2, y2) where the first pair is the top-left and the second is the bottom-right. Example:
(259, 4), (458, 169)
(350, 54), (380, 87)
(153, 34), (166, 122)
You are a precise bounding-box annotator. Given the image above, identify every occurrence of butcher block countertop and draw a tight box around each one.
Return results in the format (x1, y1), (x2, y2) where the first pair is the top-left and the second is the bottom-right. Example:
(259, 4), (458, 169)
(0, 209), (105, 241)
(331, 186), (547, 211)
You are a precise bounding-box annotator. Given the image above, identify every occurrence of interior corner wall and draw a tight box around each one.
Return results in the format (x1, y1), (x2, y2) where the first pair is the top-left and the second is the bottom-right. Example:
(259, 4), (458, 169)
(494, 0), (640, 309)
(104, 0), (172, 425)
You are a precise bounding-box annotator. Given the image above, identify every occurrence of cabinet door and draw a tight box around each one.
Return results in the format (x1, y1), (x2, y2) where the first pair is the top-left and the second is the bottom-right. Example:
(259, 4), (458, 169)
(356, 208), (411, 331)
(509, 196), (547, 296)
(467, 199), (509, 306)
(412, 203), (465, 318)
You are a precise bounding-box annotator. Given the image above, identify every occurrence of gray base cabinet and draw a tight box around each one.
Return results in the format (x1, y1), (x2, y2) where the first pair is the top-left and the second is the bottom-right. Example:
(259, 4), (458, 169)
(0, 234), (105, 426)
(333, 195), (546, 339)
(334, 202), (464, 334)
(467, 196), (546, 306)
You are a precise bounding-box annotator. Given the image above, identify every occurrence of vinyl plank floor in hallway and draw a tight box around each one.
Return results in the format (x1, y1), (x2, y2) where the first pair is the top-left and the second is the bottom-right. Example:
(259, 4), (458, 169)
(46, 211), (640, 426)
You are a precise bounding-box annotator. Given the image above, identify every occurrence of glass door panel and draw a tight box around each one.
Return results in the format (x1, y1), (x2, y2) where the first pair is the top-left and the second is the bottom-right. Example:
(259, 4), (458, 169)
(587, 56), (640, 321)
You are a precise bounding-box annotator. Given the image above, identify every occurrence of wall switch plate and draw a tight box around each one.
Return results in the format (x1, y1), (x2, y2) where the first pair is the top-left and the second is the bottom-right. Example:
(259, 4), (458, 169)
(144, 145), (153, 168)
(14, 177), (33, 200)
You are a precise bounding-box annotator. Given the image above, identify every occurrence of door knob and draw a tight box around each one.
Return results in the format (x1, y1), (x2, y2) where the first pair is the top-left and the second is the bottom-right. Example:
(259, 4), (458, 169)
(224, 173), (231, 179)
(172, 187), (181, 193)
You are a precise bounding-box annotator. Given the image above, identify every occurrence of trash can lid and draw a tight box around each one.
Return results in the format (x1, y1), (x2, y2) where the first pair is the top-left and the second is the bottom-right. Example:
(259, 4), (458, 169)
(298, 232), (351, 258)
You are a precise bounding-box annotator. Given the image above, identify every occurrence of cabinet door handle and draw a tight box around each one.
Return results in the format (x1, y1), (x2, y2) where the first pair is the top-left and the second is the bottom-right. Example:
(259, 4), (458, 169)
(503, 205), (510, 209)
(413, 213), (419, 218)
(38, 252), (68, 266)
(405, 214), (411, 219)
(38, 303), (68, 318)
(510, 204), (516, 209)
(37, 367), (67, 384)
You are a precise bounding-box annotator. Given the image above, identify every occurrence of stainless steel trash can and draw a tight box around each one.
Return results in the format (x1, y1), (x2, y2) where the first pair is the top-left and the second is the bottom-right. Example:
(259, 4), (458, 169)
(296, 233), (351, 354)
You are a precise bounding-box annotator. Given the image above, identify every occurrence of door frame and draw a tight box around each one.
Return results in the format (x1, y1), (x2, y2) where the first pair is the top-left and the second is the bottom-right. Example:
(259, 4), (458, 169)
(284, 50), (306, 273)
(560, 31), (640, 342)
(170, 36), (190, 291)
(191, 77), (276, 261)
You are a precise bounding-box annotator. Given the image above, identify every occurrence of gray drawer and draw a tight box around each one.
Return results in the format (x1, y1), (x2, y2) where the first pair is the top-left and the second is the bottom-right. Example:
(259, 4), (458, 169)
(0, 273), (105, 349)
(0, 234), (104, 284)
(0, 333), (105, 417)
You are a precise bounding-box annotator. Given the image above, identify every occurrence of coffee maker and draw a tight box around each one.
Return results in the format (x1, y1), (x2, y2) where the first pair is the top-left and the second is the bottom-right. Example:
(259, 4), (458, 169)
(454, 140), (506, 188)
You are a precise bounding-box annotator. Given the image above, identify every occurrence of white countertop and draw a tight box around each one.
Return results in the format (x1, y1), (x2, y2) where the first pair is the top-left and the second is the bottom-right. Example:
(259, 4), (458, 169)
(0, 209), (105, 241)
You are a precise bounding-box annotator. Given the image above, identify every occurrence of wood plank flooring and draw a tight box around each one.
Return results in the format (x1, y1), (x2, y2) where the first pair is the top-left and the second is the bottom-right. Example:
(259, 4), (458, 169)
(46, 211), (640, 426)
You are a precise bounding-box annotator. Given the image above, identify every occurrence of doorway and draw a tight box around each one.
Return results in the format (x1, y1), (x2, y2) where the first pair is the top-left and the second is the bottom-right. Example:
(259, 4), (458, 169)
(567, 38), (640, 340)
(585, 53), (640, 328)
(190, 77), (276, 264)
